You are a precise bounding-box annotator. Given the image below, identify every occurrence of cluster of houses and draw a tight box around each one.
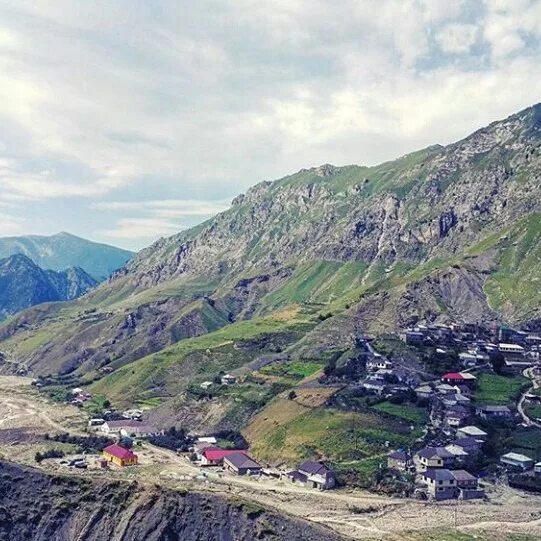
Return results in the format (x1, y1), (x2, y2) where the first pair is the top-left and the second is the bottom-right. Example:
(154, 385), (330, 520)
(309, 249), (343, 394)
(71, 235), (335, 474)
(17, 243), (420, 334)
(388, 423), (488, 501)
(385, 362), (541, 501)
(360, 355), (421, 397)
(402, 324), (541, 374)
(193, 437), (336, 488)
(200, 374), (237, 390)
(89, 418), (159, 438)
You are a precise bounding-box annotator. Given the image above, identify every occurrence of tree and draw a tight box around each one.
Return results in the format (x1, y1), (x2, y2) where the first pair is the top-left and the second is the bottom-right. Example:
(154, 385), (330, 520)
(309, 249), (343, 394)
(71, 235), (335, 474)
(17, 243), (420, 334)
(491, 353), (506, 375)
(119, 436), (134, 449)
(288, 390), (297, 400)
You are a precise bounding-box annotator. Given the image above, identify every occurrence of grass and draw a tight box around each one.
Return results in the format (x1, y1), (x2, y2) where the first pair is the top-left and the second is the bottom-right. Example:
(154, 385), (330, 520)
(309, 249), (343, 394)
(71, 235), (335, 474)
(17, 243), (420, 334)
(261, 260), (341, 308)
(135, 397), (165, 409)
(246, 403), (418, 465)
(259, 361), (324, 380)
(371, 401), (428, 424)
(474, 373), (529, 405)
(524, 403), (541, 421)
(476, 213), (541, 318)
(81, 395), (111, 416)
(90, 314), (313, 404)
(512, 427), (541, 461)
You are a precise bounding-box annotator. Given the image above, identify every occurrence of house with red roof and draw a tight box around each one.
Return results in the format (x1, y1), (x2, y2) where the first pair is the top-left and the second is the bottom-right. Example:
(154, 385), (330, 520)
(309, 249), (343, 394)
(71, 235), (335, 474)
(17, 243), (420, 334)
(441, 372), (476, 386)
(102, 444), (138, 467)
(200, 447), (244, 466)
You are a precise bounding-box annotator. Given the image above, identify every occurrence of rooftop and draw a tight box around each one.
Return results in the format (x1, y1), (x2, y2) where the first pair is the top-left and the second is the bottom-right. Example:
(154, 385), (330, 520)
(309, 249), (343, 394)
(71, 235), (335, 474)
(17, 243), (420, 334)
(417, 447), (454, 459)
(459, 426), (487, 437)
(453, 437), (481, 447)
(478, 405), (511, 413)
(441, 372), (465, 380)
(224, 452), (261, 469)
(501, 452), (533, 463)
(202, 448), (244, 461)
(299, 461), (333, 476)
(423, 468), (455, 481)
(105, 420), (148, 428)
(451, 469), (477, 482)
(103, 444), (137, 461)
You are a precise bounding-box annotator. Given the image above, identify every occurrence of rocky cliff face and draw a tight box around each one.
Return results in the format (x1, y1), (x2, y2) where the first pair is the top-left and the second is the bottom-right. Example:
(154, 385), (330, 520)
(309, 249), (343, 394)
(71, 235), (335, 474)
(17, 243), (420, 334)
(0, 254), (97, 320)
(118, 104), (540, 289)
(0, 461), (342, 541)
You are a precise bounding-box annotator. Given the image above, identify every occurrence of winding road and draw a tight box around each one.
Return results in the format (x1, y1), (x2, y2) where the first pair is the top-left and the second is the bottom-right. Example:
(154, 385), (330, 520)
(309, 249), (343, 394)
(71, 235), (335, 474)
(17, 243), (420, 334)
(517, 367), (541, 428)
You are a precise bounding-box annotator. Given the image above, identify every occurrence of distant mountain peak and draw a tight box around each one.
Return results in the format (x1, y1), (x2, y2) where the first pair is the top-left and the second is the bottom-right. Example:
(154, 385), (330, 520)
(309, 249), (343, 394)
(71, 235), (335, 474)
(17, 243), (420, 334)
(0, 233), (134, 281)
(0, 254), (97, 320)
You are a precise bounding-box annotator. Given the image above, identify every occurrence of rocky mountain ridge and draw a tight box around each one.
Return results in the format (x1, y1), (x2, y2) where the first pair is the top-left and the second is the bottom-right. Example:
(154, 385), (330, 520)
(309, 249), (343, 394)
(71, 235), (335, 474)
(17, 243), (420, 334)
(120, 103), (540, 289)
(0, 103), (540, 398)
(0, 254), (97, 320)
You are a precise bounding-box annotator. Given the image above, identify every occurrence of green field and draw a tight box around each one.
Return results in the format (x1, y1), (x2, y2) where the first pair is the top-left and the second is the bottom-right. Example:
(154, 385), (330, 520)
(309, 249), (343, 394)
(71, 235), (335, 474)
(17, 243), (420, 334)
(512, 427), (541, 461)
(371, 401), (428, 424)
(260, 260), (368, 310)
(90, 314), (314, 404)
(259, 360), (324, 380)
(477, 213), (541, 318)
(525, 403), (541, 421)
(474, 373), (528, 405)
(249, 406), (419, 465)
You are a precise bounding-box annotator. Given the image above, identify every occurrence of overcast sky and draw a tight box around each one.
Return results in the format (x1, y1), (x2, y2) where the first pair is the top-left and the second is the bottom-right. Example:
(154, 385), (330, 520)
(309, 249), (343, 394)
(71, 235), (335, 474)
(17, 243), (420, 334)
(1, 0), (541, 250)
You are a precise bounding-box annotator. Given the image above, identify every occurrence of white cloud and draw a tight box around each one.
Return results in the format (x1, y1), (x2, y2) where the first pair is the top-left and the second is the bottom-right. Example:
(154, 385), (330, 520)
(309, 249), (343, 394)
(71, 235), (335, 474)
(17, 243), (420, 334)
(0, 212), (24, 236)
(93, 199), (231, 216)
(101, 218), (186, 240)
(0, 1), (540, 248)
(95, 198), (230, 244)
(436, 23), (478, 54)
(483, 0), (541, 58)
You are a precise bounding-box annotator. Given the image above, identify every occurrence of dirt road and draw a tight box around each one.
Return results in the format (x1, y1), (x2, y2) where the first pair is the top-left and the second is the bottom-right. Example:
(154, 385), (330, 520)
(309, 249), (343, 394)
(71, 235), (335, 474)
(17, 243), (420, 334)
(1, 376), (541, 540)
(518, 368), (541, 428)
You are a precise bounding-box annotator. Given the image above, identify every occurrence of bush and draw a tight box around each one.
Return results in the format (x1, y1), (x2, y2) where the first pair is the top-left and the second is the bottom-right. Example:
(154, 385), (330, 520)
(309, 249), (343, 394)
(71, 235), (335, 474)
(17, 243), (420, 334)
(49, 433), (110, 453)
(148, 427), (191, 452)
(35, 449), (65, 463)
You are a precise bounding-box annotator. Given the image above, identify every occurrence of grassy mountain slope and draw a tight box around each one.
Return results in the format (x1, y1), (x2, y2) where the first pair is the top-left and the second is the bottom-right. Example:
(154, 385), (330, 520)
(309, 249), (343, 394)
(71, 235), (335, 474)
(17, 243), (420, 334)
(1, 104), (541, 439)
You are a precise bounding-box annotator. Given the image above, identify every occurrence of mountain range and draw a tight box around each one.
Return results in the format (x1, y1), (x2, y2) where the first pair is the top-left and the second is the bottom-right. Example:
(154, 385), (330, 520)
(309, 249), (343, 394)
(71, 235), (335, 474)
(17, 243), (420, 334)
(0, 103), (540, 432)
(0, 254), (97, 320)
(0, 232), (134, 281)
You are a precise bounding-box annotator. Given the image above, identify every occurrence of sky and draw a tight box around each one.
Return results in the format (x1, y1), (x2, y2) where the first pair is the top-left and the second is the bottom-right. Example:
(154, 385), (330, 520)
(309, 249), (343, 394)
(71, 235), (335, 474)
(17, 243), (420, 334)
(1, 0), (541, 251)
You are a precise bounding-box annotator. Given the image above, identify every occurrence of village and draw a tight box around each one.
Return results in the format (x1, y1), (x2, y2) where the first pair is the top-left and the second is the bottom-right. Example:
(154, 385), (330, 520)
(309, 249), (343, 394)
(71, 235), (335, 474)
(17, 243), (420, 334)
(23, 322), (541, 506)
(3, 321), (541, 539)
(366, 323), (541, 501)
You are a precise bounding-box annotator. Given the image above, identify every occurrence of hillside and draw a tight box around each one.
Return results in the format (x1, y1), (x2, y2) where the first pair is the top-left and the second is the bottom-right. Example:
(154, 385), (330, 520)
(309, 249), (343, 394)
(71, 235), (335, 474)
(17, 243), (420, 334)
(0, 232), (134, 281)
(0, 460), (342, 541)
(0, 255), (97, 320)
(0, 103), (541, 427)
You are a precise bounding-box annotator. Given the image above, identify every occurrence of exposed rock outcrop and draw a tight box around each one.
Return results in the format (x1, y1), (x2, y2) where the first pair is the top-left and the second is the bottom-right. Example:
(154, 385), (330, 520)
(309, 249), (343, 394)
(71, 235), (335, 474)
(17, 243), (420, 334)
(0, 461), (343, 541)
